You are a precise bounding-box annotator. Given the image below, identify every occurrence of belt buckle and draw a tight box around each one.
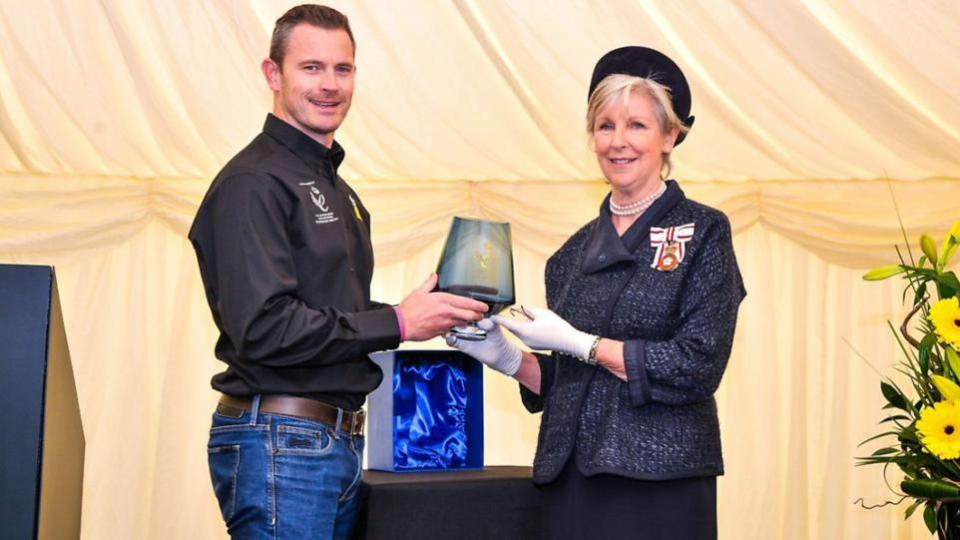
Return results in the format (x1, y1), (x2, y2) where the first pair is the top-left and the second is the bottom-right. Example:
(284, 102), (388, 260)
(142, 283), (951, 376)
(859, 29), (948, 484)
(352, 409), (366, 437)
(216, 403), (245, 418)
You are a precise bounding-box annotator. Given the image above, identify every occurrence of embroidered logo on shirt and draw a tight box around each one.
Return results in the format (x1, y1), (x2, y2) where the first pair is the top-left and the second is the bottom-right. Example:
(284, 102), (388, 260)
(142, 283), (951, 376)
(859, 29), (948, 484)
(299, 181), (338, 225)
(650, 223), (695, 271)
(310, 187), (329, 212)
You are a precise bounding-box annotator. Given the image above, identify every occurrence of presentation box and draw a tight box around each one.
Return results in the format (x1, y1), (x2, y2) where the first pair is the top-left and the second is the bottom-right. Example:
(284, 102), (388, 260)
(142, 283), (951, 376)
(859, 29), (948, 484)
(367, 350), (484, 472)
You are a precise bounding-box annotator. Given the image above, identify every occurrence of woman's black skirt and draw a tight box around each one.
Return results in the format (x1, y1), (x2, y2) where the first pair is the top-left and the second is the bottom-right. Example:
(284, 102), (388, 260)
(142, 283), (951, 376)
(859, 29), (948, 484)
(539, 458), (717, 540)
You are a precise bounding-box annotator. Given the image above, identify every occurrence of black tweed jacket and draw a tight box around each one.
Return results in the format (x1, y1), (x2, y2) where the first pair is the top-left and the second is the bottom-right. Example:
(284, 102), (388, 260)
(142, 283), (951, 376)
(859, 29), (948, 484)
(520, 181), (746, 484)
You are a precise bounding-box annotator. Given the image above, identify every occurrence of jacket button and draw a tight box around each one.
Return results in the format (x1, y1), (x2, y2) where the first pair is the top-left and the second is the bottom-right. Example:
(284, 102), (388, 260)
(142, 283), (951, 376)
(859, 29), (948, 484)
(598, 254), (607, 262)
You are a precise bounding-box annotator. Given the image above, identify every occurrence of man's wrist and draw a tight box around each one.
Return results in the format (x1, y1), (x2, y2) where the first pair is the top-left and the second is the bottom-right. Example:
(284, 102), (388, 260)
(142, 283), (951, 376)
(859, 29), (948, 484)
(392, 306), (406, 342)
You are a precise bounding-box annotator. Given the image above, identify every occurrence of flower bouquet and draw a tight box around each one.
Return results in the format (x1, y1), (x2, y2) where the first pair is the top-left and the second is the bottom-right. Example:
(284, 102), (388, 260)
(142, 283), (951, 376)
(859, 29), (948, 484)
(859, 221), (960, 537)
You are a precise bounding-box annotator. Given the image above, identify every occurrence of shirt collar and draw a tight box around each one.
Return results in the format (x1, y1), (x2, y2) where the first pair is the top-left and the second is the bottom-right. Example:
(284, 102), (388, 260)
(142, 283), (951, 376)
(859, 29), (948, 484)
(262, 113), (346, 174)
(581, 180), (685, 274)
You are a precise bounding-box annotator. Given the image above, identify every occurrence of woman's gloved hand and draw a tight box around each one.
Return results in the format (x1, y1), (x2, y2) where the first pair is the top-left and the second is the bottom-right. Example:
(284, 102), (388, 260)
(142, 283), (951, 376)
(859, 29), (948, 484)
(491, 307), (595, 360)
(447, 318), (523, 376)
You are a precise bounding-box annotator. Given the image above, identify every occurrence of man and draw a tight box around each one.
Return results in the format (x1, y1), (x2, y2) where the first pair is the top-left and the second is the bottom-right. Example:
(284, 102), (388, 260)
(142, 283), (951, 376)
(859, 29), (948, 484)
(188, 5), (487, 538)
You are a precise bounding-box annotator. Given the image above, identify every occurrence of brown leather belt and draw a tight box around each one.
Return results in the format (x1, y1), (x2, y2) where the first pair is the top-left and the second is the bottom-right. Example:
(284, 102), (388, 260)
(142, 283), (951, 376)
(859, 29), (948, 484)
(218, 394), (365, 437)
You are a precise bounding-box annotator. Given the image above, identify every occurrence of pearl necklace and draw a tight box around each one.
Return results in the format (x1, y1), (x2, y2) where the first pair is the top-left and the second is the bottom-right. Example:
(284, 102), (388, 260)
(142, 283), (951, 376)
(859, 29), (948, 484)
(609, 182), (667, 216)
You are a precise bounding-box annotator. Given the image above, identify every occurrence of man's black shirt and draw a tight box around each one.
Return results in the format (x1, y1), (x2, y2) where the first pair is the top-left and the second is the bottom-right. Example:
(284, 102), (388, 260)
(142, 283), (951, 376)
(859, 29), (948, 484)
(189, 114), (400, 410)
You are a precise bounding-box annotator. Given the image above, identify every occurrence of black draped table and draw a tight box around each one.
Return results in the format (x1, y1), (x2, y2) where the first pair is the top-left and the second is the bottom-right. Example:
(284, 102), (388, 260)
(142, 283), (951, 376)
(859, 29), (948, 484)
(352, 466), (541, 539)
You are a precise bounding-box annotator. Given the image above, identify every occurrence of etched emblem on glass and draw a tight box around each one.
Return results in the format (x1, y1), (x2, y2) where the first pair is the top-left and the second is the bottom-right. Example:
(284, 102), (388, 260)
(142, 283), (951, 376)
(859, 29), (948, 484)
(436, 217), (515, 341)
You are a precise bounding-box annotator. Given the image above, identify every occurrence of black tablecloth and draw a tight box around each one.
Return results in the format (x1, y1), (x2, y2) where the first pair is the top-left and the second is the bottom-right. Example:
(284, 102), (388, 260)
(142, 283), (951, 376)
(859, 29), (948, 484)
(352, 466), (541, 540)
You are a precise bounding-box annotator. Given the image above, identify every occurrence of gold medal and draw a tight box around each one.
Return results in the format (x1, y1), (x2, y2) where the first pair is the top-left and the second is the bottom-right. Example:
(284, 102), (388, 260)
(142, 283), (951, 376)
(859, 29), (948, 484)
(657, 243), (680, 271)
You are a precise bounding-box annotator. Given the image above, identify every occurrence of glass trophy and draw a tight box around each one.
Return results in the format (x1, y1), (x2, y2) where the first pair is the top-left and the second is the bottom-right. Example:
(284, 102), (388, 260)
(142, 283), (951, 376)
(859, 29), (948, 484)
(436, 217), (515, 341)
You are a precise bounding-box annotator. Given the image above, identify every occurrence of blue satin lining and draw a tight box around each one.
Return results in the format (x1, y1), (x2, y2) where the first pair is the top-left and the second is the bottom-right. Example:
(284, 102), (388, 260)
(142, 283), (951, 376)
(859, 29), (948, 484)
(393, 363), (469, 469)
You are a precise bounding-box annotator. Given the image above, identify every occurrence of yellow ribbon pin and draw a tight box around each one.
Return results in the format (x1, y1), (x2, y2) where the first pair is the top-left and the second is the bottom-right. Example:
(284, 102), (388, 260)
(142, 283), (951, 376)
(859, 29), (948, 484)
(349, 195), (363, 222)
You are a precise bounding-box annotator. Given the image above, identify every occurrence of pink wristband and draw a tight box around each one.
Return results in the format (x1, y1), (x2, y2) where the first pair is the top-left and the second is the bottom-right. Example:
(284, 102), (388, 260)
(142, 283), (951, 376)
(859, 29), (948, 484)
(393, 306), (406, 342)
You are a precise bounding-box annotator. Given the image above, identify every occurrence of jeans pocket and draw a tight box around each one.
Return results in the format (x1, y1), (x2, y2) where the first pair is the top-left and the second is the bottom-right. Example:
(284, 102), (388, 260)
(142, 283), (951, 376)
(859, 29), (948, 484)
(339, 439), (364, 503)
(276, 424), (335, 456)
(208, 444), (241, 522)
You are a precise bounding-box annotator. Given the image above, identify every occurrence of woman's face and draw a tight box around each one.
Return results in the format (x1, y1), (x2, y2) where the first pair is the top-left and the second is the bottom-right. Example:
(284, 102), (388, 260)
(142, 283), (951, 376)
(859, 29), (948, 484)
(592, 90), (678, 197)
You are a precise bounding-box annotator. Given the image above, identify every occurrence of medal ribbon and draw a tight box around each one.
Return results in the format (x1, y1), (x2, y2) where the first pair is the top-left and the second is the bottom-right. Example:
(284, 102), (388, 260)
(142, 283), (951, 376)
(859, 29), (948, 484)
(649, 223), (695, 269)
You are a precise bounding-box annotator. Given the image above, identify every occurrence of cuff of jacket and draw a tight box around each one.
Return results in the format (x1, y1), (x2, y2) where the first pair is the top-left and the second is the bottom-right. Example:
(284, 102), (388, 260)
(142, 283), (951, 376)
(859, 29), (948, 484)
(519, 353), (554, 413)
(624, 339), (652, 406)
(354, 306), (402, 351)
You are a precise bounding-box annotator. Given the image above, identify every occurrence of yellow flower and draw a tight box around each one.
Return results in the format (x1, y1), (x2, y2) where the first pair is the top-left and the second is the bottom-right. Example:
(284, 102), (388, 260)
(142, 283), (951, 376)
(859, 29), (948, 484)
(862, 265), (903, 281)
(918, 401), (960, 459)
(930, 297), (960, 349)
(933, 374), (960, 402)
(922, 234), (939, 265)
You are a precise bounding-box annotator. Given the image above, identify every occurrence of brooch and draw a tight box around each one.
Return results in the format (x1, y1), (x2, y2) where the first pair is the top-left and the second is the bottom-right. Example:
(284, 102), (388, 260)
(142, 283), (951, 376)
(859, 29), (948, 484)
(649, 223), (695, 271)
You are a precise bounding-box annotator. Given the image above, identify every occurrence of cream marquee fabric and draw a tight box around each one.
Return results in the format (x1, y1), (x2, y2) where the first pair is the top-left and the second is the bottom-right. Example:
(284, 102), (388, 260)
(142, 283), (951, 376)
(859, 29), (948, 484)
(1, 1), (958, 538)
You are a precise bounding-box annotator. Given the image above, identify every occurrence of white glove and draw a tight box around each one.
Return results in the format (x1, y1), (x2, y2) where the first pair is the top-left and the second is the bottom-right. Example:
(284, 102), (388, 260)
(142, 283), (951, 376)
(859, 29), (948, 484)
(447, 319), (523, 376)
(491, 307), (596, 360)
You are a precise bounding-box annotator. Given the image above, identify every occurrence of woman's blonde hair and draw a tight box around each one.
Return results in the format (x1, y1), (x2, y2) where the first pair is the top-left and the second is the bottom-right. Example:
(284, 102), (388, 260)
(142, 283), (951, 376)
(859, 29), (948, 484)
(586, 74), (689, 179)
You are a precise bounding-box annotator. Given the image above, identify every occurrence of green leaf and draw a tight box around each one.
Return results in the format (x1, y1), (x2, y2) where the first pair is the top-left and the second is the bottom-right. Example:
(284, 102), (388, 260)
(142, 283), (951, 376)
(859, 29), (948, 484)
(880, 414), (911, 424)
(858, 430), (901, 447)
(882, 381), (909, 410)
(914, 282), (928, 306)
(937, 271), (960, 299)
(905, 267), (939, 279)
(903, 479), (960, 499)
(871, 447), (898, 456)
(898, 428), (919, 444)
(858, 455), (934, 467)
(905, 499), (923, 519)
(919, 345), (930, 374)
(856, 457), (900, 466)
(924, 503), (937, 534)
(922, 333), (938, 349)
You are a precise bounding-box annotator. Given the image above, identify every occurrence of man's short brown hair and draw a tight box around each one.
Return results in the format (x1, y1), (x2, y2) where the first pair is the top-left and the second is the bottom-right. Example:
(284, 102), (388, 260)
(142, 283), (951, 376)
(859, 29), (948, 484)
(269, 4), (355, 67)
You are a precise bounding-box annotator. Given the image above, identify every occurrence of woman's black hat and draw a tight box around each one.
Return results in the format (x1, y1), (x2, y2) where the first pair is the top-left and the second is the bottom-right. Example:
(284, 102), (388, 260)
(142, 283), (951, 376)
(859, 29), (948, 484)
(589, 46), (695, 145)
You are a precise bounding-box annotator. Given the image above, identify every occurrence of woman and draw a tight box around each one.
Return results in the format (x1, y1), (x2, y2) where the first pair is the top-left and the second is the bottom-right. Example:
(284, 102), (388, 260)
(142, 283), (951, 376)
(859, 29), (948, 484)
(453, 46), (746, 539)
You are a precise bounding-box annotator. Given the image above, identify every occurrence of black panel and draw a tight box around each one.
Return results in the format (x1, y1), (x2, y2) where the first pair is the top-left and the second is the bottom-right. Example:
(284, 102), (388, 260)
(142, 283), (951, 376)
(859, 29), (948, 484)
(0, 265), (52, 539)
(0, 264), (85, 540)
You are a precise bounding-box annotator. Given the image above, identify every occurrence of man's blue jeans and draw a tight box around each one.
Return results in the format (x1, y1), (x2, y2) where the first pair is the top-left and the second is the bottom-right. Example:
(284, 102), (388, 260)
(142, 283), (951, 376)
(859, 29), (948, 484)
(207, 395), (365, 539)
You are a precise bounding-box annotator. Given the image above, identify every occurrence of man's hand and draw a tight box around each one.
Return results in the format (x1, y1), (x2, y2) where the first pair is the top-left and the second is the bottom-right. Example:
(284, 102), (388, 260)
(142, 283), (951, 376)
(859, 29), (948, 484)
(448, 319), (523, 376)
(398, 273), (488, 341)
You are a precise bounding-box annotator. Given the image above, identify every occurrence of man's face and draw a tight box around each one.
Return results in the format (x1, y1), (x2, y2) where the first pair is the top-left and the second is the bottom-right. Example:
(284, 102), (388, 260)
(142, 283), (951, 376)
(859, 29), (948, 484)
(263, 25), (355, 147)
